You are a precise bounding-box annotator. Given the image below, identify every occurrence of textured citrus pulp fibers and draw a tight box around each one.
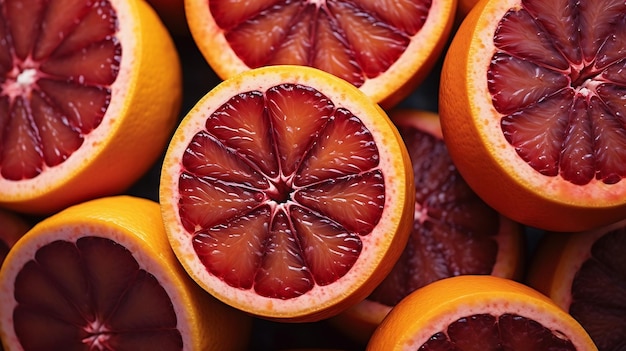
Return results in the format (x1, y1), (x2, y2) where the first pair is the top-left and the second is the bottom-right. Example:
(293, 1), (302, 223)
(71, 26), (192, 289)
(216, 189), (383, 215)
(527, 219), (626, 351)
(159, 65), (415, 322)
(366, 275), (598, 351)
(185, 0), (456, 108)
(0, 196), (251, 351)
(0, 0), (182, 214)
(439, 0), (626, 232)
(330, 109), (525, 345)
(0, 208), (30, 268)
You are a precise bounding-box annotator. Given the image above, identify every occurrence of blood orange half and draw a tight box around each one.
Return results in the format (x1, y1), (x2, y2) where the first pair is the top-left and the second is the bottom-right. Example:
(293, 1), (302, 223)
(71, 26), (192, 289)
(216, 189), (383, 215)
(331, 109), (525, 344)
(527, 219), (626, 351)
(366, 275), (598, 351)
(159, 65), (415, 322)
(439, 0), (626, 232)
(0, 0), (182, 214)
(0, 195), (251, 351)
(184, 0), (457, 108)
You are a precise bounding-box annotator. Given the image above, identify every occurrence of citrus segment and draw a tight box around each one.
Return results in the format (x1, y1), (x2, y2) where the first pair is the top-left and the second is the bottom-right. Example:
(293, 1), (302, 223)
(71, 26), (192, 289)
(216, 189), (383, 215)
(0, 195), (251, 351)
(331, 110), (524, 344)
(366, 275), (598, 351)
(160, 65), (415, 322)
(0, 0), (182, 214)
(527, 219), (626, 351)
(439, 0), (626, 231)
(185, 0), (457, 108)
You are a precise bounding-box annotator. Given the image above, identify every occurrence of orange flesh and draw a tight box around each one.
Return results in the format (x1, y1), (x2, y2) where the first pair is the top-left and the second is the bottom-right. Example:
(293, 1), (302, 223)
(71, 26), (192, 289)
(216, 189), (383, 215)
(179, 83), (385, 300)
(13, 236), (182, 350)
(488, 0), (626, 186)
(208, 0), (431, 87)
(0, 0), (119, 180)
(418, 313), (576, 350)
(570, 228), (626, 350)
(368, 122), (498, 306)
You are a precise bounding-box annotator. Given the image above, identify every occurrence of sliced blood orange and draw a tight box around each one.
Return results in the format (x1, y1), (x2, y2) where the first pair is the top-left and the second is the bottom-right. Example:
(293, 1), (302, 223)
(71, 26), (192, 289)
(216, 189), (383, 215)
(0, 195), (251, 351)
(366, 275), (598, 351)
(184, 0), (456, 108)
(0, 208), (30, 268)
(439, 0), (626, 232)
(0, 0), (182, 214)
(527, 219), (626, 351)
(159, 65), (415, 322)
(330, 109), (525, 344)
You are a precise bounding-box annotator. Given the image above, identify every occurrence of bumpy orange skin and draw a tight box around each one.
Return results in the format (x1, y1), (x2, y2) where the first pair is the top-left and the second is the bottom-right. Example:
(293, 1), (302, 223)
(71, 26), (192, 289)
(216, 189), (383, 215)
(0, 0), (182, 215)
(366, 275), (598, 351)
(439, 0), (626, 232)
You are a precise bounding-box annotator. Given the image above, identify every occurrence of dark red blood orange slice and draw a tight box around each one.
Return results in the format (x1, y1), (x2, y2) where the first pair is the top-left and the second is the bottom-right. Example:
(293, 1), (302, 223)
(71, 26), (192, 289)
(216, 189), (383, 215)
(185, 0), (456, 108)
(331, 109), (525, 344)
(159, 65), (415, 322)
(527, 219), (626, 351)
(439, 0), (626, 231)
(0, 0), (182, 214)
(366, 275), (598, 351)
(0, 196), (251, 350)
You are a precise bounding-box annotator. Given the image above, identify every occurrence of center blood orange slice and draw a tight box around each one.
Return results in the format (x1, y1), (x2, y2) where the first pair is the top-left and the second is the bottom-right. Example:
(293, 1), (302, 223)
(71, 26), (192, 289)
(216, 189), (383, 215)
(0, 195), (251, 351)
(439, 0), (626, 232)
(159, 65), (415, 322)
(0, 0), (182, 214)
(331, 109), (525, 345)
(184, 0), (457, 108)
(366, 275), (598, 351)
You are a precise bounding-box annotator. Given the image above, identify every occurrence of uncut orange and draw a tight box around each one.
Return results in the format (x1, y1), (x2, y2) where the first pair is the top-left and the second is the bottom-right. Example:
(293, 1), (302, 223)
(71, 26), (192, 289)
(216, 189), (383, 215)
(160, 64), (415, 322)
(367, 275), (598, 351)
(439, 0), (626, 232)
(0, 0), (182, 214)
(185, 0), (457, 108)
(0, 195), (251, 350)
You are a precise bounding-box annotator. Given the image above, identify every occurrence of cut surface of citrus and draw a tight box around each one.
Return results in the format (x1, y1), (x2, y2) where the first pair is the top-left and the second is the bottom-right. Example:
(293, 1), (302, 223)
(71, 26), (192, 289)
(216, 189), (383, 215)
(0, 195), (251, 351)
(331, 109), (524, 344)
(0, 0), (182, 214)
(0, 208), (30, 268)
(159, 65), (415, 322)
(527, 219), (626, 351)
(185, 0), (457, 108)
(439, 0), (626, 232)
(367, 275), (598, 351)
